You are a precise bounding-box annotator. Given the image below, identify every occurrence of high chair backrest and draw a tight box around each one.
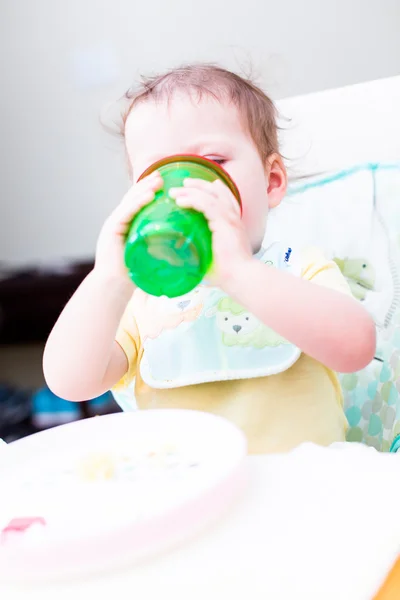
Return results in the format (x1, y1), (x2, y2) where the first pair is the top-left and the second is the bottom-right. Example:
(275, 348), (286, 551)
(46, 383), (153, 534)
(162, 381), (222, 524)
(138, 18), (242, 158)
(273, 163), (400, 452)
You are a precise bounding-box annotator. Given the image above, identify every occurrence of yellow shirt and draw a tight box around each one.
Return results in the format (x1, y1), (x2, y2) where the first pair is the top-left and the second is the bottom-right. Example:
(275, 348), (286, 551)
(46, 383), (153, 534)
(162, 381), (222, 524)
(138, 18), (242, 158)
(114, 248), (350, 454)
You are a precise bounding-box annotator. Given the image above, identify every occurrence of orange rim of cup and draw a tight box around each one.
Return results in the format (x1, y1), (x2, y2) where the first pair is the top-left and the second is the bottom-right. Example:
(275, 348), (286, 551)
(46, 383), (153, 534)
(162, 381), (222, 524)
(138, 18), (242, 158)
(138, 154), (242, 213)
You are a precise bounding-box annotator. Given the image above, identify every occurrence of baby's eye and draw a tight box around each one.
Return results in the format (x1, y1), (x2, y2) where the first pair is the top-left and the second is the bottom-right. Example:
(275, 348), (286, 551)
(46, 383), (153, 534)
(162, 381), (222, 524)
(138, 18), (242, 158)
(205, 156), (227, 166)
(224, 317), (228, 321)
(245, 317), (249, 321)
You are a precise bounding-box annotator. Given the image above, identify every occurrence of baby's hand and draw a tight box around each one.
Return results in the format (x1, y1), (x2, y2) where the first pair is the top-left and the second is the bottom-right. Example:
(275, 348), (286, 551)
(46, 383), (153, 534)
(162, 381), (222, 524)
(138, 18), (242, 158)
(170, 178), (252, 290)
(95, 172), (163, 281)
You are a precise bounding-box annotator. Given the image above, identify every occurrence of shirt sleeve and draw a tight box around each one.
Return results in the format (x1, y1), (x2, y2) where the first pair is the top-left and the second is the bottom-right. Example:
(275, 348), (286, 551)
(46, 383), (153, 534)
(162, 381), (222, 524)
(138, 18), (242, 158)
(113, 298), (141, 390)
(300, 247), (353, 296)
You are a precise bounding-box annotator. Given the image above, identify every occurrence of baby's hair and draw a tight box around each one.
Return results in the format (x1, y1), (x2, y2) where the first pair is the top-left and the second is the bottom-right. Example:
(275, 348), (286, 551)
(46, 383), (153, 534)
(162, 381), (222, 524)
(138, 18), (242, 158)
(112, 64), (280, 171)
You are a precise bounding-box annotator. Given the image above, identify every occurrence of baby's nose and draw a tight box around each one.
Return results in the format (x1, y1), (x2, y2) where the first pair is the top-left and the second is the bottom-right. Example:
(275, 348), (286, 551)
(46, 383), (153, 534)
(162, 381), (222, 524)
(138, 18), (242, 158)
(232, 325), (242, 333)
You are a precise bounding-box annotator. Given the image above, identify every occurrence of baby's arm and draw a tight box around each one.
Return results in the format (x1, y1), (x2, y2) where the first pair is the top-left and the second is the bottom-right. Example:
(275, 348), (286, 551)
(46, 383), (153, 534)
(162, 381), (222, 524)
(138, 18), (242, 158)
(43, 171), (163, 401)
(43, 272), (132, 401)
(225, 253), (376, 374)
(171, 178), (375, 374)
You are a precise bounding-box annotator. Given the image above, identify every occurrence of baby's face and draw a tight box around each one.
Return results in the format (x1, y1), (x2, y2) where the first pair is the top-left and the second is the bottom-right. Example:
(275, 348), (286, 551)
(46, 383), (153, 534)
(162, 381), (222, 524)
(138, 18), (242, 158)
(125, 93), (286, 250)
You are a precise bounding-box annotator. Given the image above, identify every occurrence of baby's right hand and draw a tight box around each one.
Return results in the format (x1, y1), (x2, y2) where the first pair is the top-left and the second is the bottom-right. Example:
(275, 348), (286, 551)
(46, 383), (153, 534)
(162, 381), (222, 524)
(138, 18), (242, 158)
(94, 171), (163, 281)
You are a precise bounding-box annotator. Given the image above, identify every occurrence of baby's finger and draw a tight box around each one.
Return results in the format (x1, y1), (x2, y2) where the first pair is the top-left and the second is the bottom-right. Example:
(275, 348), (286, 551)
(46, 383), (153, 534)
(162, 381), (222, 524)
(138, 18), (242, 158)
(109, 184), (162, 234)
(184, 178), (240, 216)
(174, 189), (235, 227)
(142, 170), (163, 183)
(118, 173), (163, 208)
(182, 178), (219, 198)
(212, 179), (241, 215)
(121, 173), (162, 209)
(118, 189), (158, 226)
(169, 184), (214, 203)
(134, 171), (163, 192)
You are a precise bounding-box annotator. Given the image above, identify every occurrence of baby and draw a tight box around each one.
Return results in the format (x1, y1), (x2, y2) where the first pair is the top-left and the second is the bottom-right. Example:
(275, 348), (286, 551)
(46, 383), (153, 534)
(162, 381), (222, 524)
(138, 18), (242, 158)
(43, 64), (375, 454)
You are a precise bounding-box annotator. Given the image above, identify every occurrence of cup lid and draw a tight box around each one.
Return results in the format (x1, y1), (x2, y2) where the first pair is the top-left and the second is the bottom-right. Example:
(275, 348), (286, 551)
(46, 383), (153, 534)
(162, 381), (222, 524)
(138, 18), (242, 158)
(138, 154), (242, 211)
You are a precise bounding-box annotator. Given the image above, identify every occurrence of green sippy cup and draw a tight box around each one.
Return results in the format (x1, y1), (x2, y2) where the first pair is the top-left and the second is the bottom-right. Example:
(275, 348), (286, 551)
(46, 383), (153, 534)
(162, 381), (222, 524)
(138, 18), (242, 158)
(124, 155), (241, 298)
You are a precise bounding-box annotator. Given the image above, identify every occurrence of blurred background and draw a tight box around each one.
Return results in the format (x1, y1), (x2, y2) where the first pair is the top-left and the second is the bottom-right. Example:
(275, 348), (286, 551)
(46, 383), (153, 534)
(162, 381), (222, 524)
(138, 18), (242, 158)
(1, 0), (400, 440)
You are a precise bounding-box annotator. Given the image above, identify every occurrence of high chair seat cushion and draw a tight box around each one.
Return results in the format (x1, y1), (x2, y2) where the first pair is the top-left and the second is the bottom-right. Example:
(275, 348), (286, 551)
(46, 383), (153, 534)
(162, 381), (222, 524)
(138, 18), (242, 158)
(270, 163), (400, 450)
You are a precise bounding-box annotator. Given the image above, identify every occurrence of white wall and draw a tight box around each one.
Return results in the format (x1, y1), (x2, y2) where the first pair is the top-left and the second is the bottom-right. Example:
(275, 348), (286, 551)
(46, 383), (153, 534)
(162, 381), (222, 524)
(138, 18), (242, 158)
(1, 0), (400, 265)
(278, 76), (400, 177)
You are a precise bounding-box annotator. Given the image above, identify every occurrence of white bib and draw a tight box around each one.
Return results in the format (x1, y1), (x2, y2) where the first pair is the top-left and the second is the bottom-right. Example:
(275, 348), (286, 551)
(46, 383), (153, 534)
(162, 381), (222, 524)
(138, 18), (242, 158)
(137, 242), (302, 389)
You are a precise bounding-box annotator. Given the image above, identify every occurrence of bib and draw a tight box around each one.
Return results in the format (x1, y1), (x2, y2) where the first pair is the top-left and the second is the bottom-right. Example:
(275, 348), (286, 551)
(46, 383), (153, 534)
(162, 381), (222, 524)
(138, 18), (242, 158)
(135, 242), (302, 389)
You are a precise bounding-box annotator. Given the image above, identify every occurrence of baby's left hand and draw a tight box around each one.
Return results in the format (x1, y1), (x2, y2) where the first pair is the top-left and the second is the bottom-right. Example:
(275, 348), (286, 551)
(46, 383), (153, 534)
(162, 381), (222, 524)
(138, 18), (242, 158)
(169, 178), (252, 290)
